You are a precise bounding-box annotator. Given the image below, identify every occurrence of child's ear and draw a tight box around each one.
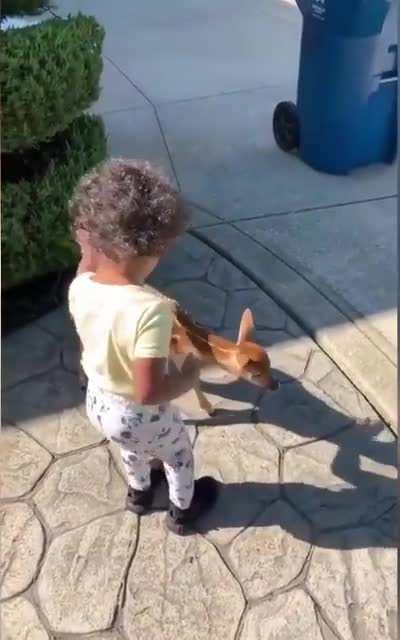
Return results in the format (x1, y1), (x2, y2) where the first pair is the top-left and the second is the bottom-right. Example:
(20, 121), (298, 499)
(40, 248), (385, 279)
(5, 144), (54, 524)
(237, 308), (255, 344)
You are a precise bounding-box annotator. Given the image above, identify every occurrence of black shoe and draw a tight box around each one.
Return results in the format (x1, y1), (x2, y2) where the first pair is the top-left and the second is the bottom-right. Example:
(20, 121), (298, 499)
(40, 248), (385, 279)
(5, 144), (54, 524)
(126, 486), (153, 515)
(165, 476), (218, 536)
(126, 466), (166, 515)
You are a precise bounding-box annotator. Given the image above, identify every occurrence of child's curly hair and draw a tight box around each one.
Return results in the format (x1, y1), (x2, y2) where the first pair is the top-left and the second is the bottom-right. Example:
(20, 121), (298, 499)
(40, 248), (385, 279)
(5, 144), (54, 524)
(70, 158), (188, 257)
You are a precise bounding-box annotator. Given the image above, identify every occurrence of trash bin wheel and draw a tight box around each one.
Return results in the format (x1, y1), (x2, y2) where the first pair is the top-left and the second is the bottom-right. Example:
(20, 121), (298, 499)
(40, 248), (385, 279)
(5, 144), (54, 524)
(273, 101), (299, 152)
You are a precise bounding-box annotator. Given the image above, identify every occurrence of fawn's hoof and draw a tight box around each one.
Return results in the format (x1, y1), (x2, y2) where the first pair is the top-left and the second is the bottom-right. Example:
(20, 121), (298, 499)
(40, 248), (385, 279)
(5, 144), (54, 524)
(203, 403), (216, 416)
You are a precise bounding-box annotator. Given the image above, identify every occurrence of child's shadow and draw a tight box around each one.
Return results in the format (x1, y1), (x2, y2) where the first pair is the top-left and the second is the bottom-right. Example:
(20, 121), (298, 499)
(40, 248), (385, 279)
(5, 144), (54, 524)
(193, 479), (396, 550)
(183, 372), (397, 549)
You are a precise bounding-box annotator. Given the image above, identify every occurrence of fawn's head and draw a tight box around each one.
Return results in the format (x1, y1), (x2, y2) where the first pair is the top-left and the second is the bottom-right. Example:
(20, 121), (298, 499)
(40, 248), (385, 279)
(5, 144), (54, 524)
(234, 309), (279, 392)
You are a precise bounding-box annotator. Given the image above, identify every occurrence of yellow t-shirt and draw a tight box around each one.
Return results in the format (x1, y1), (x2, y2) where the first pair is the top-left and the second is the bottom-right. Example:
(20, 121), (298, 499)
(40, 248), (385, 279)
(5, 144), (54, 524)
(68, 272), (175, 397)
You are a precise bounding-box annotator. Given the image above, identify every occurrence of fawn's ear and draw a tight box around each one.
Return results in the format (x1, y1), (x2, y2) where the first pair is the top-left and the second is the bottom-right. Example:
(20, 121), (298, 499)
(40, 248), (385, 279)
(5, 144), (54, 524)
(234, 352), (250, 370)
(237, 308), (255, 344)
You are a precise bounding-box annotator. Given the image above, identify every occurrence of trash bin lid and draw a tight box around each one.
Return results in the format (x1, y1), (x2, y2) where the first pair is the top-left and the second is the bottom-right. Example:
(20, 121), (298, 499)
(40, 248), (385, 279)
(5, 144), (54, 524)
(298, 0), (392, 37)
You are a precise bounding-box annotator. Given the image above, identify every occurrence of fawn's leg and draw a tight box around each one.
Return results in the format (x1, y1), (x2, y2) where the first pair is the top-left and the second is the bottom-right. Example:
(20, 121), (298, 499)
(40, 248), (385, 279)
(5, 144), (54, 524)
(170, 354), (214, 415)
(193, 378), (215, 415)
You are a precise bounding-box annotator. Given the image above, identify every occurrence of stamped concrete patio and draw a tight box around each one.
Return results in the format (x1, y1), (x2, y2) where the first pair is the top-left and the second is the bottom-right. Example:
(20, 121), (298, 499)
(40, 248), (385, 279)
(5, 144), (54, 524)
(1, 236), (396, 640)
(1, 1), (397, 638)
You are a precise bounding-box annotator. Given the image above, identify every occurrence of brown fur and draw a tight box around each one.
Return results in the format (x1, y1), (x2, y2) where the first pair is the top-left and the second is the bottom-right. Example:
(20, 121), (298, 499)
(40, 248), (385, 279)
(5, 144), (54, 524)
(171, 306), (278, 415)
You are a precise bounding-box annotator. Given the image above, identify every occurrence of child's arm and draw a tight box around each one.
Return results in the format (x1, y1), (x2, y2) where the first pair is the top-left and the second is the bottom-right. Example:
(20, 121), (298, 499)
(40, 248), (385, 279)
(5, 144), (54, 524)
(131, 355), (199, 405)
(129, 299), (199, 405)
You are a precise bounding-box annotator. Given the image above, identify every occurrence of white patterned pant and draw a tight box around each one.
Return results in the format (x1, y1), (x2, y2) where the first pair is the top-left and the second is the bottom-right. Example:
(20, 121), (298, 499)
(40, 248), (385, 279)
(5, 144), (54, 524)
(86, 382), (194, 509)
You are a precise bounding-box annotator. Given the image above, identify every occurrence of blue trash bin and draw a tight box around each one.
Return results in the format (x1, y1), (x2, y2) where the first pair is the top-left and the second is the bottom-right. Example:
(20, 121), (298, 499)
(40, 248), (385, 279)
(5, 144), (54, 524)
(273, 0), (398, 174)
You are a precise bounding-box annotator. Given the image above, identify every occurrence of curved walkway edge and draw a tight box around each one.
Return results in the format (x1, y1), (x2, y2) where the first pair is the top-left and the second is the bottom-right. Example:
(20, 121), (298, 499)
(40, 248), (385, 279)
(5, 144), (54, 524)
(194, 224), (397, 432)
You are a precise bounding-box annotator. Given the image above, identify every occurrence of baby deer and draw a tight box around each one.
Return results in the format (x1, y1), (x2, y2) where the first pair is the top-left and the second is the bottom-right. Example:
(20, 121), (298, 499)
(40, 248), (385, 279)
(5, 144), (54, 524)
(171, 306), (279, 415)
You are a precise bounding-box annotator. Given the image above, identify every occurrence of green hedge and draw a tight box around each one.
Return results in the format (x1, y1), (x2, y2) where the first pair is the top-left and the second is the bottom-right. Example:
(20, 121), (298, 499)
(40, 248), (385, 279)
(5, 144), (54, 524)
(2, 115), (107, 289)
(1, 0), (52, 19)
(1, 14), (104, 152)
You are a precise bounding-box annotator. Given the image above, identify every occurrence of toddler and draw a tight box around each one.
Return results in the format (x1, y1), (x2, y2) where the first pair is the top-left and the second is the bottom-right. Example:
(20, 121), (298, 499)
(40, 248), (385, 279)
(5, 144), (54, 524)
(68, 158), (217, 535)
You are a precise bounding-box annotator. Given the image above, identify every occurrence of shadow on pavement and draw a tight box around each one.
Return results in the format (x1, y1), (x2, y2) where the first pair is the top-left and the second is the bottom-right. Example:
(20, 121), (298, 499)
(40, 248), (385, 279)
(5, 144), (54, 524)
(3, 365), (396, 549)
(191, 376), (396, 549)
(194, 481), (396, 549)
